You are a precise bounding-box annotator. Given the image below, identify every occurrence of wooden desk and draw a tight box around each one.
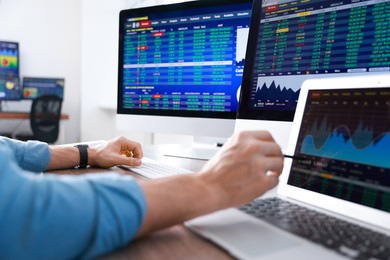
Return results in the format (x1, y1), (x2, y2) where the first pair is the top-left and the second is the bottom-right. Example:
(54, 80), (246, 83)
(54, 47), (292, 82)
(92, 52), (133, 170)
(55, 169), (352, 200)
(0, 111), (69, 120)
(47, 145), (233, 259)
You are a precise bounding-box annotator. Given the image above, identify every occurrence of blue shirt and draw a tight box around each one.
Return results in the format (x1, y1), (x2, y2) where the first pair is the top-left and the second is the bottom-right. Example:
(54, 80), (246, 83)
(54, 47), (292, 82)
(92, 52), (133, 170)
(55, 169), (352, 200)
(0, 137), (146, 259)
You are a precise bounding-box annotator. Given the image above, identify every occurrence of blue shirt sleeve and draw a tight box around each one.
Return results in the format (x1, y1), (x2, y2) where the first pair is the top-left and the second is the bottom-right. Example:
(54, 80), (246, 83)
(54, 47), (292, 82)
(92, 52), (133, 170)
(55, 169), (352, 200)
(0, 142), (147, 259)
(0, 136), (50, 173)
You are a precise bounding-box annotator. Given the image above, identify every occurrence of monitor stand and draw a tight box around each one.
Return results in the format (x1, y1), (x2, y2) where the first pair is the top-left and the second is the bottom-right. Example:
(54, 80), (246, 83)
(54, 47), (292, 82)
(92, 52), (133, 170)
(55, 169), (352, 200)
(163, 136), (227, 161)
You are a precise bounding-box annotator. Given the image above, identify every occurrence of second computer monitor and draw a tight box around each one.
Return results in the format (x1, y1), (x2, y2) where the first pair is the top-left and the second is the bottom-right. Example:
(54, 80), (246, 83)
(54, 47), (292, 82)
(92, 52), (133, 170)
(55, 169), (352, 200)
(236, 0), (390, 149)
(22, 77), (64, 99)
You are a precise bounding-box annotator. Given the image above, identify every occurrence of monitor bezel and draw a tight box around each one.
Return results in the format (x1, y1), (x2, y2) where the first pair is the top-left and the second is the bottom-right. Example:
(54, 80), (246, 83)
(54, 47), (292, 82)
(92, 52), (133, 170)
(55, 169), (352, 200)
(117, 0), (253, 120)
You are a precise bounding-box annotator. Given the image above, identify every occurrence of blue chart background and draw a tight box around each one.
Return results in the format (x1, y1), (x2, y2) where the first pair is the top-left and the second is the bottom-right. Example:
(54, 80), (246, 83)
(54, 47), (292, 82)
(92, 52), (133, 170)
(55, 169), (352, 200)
(301, 128), (390, 168)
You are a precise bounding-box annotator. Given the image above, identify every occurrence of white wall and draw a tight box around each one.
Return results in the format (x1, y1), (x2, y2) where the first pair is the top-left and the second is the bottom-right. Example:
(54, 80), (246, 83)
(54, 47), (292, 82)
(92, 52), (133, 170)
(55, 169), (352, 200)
(80, 0), (193, 144)
(0, 0), (195, 145)
(0, 0), (81, 143)
(80, 0), (137, 143)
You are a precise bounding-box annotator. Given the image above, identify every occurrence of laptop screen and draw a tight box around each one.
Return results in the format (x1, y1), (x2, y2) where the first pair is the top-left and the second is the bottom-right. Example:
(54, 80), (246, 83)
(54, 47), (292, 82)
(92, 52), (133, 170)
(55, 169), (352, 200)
(288, 87), (390, 213)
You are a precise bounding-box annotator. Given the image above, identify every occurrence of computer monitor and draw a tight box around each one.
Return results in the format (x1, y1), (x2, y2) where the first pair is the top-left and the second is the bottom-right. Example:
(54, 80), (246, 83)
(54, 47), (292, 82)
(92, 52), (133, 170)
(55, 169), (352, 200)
(0, 41), (19, 79)
(22, 77), (65, 99)
(0, 41), (21, 110)
(236, 0), (390, 150)
(117, 0), (253, 159)
(0, 77), (22, 101)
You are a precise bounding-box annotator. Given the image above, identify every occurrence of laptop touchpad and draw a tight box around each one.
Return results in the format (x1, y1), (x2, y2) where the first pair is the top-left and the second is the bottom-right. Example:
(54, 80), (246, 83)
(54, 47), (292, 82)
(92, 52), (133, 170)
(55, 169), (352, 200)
(187, 208), (301, 259)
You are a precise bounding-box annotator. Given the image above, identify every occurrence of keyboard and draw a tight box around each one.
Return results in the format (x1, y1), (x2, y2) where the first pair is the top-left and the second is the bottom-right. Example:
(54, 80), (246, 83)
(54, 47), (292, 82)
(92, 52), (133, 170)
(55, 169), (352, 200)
(119, 157), (193, 179)
(239, 197), (390, 259)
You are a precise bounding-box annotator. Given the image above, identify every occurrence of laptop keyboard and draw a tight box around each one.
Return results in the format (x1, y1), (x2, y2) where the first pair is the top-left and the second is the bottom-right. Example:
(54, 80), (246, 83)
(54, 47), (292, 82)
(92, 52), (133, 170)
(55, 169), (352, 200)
(119, 157), (193, 179)
(239, 197), (390, 260)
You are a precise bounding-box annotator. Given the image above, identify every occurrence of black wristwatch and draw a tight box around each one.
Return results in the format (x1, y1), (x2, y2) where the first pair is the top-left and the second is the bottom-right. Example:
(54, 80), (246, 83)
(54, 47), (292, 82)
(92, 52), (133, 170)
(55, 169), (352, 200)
(75, 144), (89, 169)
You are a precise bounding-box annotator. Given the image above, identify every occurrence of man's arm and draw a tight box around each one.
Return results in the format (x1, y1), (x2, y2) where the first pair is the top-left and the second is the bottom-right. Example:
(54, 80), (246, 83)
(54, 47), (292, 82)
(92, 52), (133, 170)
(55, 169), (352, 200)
(0, 131), (283, 259)
(0, 136), (143, 172)
(47, 136), (144, 170)
(136, 131), (284, 237)
(0, 145), (147, 259)
(0, 137), (50, 173)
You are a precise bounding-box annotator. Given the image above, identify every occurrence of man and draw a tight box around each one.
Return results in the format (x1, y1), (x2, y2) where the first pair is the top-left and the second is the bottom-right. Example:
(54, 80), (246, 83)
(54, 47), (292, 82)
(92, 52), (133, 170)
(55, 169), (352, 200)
(0, 131), (283, 259)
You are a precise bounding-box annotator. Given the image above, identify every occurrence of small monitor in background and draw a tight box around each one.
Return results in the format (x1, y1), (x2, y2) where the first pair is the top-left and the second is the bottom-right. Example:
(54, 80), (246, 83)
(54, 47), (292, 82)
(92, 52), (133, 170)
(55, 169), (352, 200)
(22, 77), (64, 99)
(0, 77), (22, 101)
(0, 41), (19, 79)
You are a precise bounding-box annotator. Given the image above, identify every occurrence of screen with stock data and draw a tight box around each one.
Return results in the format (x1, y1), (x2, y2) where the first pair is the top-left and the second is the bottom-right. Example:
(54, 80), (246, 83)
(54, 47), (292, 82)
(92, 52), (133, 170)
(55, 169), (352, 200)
(238, 0), (390, 121)
(289, 88), (390, 212)
(117, 0), (252, 119)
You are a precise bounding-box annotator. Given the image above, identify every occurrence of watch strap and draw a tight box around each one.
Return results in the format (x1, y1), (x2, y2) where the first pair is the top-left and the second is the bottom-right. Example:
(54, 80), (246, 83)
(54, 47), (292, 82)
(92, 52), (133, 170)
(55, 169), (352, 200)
(75, 144), (89, 169)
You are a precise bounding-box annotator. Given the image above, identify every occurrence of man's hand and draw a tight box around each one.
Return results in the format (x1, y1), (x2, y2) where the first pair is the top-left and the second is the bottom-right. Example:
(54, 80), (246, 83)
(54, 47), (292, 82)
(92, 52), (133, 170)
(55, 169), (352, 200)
(89, 136), (143, 168)
(197, 130), (284, 209)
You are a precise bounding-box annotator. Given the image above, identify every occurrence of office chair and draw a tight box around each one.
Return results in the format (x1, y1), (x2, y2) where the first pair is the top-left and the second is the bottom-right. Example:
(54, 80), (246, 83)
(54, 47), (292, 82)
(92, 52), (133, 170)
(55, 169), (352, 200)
(16, 95), (63, 144)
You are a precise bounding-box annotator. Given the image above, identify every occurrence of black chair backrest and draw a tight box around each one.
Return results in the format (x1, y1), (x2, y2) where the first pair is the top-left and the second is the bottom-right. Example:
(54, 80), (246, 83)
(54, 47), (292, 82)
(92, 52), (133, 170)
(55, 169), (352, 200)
(30, 95), (63, 144)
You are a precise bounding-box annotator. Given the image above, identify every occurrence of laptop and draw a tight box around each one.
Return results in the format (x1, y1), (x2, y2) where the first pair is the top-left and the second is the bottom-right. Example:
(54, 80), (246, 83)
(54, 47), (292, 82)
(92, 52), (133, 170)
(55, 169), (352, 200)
(186, 74), (390, 259)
